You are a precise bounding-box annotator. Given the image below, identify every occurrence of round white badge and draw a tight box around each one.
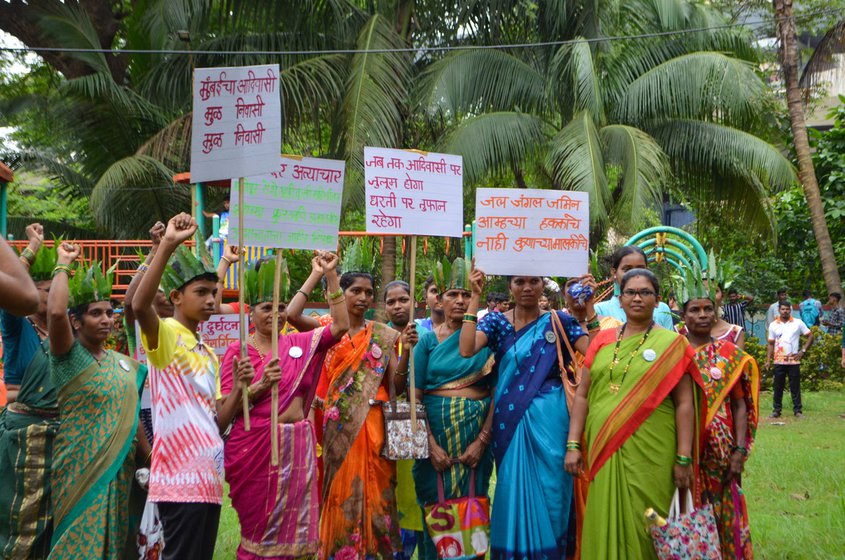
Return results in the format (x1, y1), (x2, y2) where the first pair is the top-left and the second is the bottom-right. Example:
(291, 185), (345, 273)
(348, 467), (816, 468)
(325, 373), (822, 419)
(119, 359), (130, 372)
(289, 346), (303, 359)
(545, 331), (557, 344)
(710, 367), (722, 380)
(371, 345), (383, 359)
(642, 349), (657, 362)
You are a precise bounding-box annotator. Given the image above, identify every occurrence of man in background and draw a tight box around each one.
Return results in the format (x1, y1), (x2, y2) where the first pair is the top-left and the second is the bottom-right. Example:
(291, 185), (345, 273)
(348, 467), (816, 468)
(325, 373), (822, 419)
(723, 288), (753, 327)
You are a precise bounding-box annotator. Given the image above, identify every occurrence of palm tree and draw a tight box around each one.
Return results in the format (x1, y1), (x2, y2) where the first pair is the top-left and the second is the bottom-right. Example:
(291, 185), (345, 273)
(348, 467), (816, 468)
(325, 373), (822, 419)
(6, 0), (798, 255)
(793, 11), (845, 292)
(416, 0), (796, 241)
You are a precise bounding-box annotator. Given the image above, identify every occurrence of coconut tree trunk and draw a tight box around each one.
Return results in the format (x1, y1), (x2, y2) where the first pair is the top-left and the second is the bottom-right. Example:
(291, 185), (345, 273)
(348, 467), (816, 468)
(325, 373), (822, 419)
(773, 0), (843, 293)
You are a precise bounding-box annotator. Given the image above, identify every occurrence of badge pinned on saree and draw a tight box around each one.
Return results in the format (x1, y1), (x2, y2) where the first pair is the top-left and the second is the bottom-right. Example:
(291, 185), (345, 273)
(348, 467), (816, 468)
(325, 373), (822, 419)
(642, 349), (657, 362)
(289, 346), (303, 359)
(545, 331), (557, 344)
(370, 344), (383, 359)
(119, 359), (130, 372)
(709, 367), (722, 380)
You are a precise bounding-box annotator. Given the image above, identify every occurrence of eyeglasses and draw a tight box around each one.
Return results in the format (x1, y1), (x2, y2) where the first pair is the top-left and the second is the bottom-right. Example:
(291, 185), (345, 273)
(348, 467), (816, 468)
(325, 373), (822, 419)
(621, 289), (657, 299)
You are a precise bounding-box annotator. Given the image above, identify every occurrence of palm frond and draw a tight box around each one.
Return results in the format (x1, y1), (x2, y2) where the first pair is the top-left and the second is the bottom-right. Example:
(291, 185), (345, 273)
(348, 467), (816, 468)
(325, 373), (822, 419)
(416, 50), (546, 117)
(616, 52), (767, 130)
(545, 110), (609, 225)
(551, 38), (604, 123)
(600, 124), (671, 222)
(90, 155), (189, 238)
(799, 18), (845, 89)
(439, 112), (549, 183)
(649, 119), (796, 233)
(341, 14), (410, 170)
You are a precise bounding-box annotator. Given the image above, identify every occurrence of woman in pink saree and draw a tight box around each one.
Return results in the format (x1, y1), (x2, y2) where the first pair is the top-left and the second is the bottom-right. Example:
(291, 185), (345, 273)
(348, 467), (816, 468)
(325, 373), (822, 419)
(219, 252), (348, 559)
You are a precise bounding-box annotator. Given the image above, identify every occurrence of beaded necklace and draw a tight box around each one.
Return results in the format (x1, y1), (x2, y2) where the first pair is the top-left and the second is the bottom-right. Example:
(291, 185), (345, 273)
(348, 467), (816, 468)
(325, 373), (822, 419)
(607, 321), (655, 394)
(249, 333), (268, 360)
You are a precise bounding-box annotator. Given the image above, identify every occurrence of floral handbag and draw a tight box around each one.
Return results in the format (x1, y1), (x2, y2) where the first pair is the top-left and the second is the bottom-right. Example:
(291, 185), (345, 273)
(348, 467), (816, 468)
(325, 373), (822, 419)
(649, 488), (723, 560)
(381, 371), (429, 460)
(424, 469), (490, 559)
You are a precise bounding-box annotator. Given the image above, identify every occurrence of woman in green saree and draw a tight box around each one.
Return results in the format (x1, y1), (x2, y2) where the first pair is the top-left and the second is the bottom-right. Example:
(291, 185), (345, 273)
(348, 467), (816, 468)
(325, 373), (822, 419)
(565, 269), (705, 559)
(46, 243), (147, 560)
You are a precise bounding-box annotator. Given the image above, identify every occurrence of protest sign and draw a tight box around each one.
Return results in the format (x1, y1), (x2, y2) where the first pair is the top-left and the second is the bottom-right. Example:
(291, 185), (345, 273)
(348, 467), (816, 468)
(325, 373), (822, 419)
(135, 314), (247, 366)
(364, 147), (463, 237)
(190, 64), (282, 183)
(474, 188), (590, 277)
(228, 156), (345, 250)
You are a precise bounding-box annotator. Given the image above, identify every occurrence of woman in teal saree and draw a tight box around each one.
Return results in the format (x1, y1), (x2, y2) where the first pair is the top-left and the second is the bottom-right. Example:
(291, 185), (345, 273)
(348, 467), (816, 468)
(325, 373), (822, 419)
(413, 259), (495, 560)
(46, 244), (146, 559)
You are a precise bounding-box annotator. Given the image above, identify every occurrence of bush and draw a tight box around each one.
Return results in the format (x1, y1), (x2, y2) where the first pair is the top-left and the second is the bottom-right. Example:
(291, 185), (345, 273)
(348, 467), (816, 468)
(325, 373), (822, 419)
(745, 328), (845, 391)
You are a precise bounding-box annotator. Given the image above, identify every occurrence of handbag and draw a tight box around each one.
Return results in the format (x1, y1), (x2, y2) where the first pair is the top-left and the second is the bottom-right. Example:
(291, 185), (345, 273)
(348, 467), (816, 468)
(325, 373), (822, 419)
(649, 488), (723, 560)
(137, 500), (164, 560)
(424, 469), (491, 560)
(381, 372), (429, 460)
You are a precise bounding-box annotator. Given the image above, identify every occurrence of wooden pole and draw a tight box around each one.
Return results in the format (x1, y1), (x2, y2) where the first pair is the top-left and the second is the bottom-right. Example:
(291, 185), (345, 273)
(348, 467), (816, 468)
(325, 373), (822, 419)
(408, 235), (418, 431)
(270, 249), (282, 466)
(238, 177), (250, 431)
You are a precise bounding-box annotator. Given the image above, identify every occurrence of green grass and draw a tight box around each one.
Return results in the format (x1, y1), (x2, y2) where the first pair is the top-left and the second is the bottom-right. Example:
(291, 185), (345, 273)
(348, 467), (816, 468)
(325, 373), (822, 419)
(214, 391), (845, 559)
(745, 390), (845, 559)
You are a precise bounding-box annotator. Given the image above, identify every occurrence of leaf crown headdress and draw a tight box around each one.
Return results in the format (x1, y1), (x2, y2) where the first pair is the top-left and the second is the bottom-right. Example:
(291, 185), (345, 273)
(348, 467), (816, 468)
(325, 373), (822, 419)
(160, 245), (217, 298)
(25, 241), (60, 282)
(68, 261), (116, 308)
(433, 257), (471, 294)
(672, 250), (732, 305)
(340, 238), (375, 275)
(243, 254), (290, 306)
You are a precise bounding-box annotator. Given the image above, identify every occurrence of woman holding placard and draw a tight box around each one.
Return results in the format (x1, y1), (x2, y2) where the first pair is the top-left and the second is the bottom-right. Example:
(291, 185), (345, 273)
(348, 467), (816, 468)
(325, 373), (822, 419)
(286, 239), (418, 560)
(219, 251), (348, 560)
(413, 258), (495, 560)
(459, 266), (590, 560)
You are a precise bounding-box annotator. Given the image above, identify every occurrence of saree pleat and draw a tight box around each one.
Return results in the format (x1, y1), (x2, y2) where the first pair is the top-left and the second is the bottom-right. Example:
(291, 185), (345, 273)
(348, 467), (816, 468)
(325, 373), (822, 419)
(581, 329), (703, 560)
(491, 383), (569, 560)
(414, 395), (493, 560)
(48, 343), (145, 560)
(319, 322), (402, 560)
(477, 311), (585, 560)
(0, 338), (58, 560)
(695, 340), (759, 559)
(222, 330), (327, 559)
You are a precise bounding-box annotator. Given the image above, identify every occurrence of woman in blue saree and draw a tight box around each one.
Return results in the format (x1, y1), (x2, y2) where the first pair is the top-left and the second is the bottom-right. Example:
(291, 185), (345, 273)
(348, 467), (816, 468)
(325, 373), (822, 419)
(413, 259), (495, 560)
(459, 269), (593, 559)
(46, 244), (146, 559)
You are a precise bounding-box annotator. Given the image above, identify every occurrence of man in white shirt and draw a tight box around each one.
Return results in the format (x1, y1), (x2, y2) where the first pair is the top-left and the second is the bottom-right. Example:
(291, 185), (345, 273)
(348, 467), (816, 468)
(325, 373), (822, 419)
(766, 288), (788, 326)
(765, 301), (814, 418)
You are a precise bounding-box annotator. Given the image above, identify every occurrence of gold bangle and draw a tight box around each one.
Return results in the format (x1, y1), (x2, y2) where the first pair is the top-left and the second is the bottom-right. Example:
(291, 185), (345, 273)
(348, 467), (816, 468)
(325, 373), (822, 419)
(52, 264), (72, 277)
(221, 256), (233, 266)
(395, 369), (409, 377)
(329, 297), (346, 305)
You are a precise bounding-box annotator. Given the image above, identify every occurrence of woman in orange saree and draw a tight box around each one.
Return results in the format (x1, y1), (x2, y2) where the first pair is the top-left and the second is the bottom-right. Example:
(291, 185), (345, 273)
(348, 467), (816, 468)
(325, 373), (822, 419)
(287, 263), (417, 560)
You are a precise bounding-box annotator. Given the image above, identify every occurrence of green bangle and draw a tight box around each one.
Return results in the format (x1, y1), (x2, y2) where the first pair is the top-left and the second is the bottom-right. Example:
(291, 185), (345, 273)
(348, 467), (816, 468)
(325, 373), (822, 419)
(21, 247), (36, 264)
(675, 454), (692, 466)
(587, 320), (601, 330)
(327, 288), (343, 300)
(463, 314), (478, 323)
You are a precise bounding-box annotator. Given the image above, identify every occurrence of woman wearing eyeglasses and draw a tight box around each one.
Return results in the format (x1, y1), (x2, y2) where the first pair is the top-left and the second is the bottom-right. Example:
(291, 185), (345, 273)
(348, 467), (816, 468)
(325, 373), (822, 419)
(594, 246), (676, 330)
(564, 269), (705, 560)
